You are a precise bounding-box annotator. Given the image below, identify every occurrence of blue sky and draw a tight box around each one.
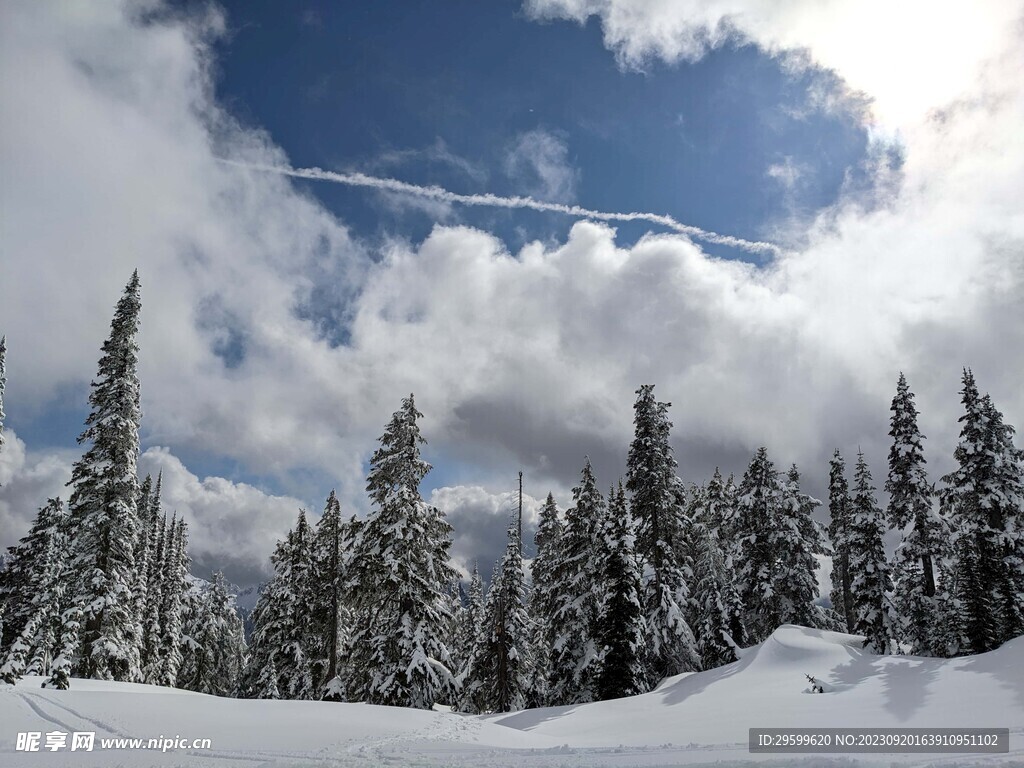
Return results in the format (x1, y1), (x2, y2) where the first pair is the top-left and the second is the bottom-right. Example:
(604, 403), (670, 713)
(209, 0), (871, 255)
(1, 1), (1021, 586)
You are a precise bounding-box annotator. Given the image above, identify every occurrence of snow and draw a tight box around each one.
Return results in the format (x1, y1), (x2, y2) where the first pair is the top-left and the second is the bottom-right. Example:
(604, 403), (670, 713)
(3, 625), (1022, 767)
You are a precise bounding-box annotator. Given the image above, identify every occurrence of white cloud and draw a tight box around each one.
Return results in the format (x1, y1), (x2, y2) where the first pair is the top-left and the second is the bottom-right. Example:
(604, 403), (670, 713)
(0, 430), (75, 554)
(369, 137), (489, 186)
(765, 156), (806, 190)
(1, 1), (1022, 588)
(0, 434), (306, 586)
(504, 128), (580, 203)
(523, 0), (1022, 133)
(429, 485), (546, 579)
(138, 447), (305, 585)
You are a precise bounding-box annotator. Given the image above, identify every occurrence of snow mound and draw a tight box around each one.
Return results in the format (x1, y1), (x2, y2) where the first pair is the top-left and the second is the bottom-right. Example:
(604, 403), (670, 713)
(2, 630), (1022, 766)
(491, 626), (1024, 750)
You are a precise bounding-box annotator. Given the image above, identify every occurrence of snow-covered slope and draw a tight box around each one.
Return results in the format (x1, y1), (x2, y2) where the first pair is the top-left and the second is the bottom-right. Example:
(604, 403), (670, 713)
(2, 626), (1022, 767)
(492, 625), (1024, 746)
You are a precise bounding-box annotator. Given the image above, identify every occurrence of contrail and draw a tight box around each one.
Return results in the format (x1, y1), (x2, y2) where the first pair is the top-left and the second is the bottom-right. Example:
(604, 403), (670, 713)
(222, 159), (782, 257)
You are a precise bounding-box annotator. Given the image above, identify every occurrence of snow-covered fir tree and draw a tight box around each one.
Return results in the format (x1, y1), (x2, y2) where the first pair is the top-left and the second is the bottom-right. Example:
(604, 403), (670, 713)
(0, 498), (68, 650)
(466, 564), (485, 657)
(690, 519), (744, 670)
(981, 395), (1024, 643)
(310, 490), (357, 696)
(1, 505), (70, 683)
(848, 451), (897, 654)
(703, 468), (735, 543)
(940, 369), (1024, 652)
(182, 571), (247, 697)
(734, 447), (787, 642)
(929, 554), (966, 658)
(526, 493), (561, 706)
(885, 373), (945, 655)
(255, 654), (281, 699)
(626, 385), (699, 683)
(456, 563), (488, 713)
(779, 466), (832, 630)
(63, 271), (144, 682)
(595, 482), (647, 699)
(246, 510), (315, 700)
(132, 474), (154, 663)
(827, 450), (855, 633)
(733, 450), (832, 640)
(154, 515), (190, 687)
(342, 394), (458, 709)
(141, 512), (167, 681)
(468, 524), (532, 712)
(548, 458), (607, 704)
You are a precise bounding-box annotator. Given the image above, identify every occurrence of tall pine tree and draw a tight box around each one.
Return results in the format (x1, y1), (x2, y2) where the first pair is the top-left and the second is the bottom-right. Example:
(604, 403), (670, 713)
(848, 452), (897, 654)
(182, 571), (247, 697)
(0, 501), (70, 683)
(596, 483), (647, 698)
(310, 491), (357, 696)
(64, 271), (144, 682)
(548, 458), (606, 704)
(526, 493), (561, 706)
(343, 394), (458, 709)
(473, 524), (532, 712)
(690, 519), (744, 670)
(626, 385), (699, 682)
(828, 451), (855, 633)
(885, 373), (944, 655)
(981, 395), (1024, 643)
(779, 466), (831, 630)
(940, 370), (1024, 652)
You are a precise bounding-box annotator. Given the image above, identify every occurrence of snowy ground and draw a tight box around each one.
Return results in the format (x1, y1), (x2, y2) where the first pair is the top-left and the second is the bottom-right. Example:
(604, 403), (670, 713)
(3, 626), (1022, 767)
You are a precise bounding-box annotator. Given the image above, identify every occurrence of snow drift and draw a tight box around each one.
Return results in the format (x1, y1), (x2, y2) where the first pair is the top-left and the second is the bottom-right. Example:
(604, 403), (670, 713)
(2, 625), (1022, 767)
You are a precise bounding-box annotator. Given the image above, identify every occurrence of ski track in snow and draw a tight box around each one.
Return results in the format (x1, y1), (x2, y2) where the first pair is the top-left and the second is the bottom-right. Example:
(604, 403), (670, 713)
(15, 692), (78, 734)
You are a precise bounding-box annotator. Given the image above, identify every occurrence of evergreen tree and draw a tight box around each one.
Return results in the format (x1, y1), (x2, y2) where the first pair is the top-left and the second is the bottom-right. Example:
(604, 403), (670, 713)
(848, 452), (897, 654)
(595, 483), (646, 699)
(133, 474), (154, 663)
(704, 468), (735, 543)
(455, 563), (488, 713)
(473, 524), (532, 712)
(1, 525), (70, 683)
(779, 466), (830, 629)
(249, 510), (315, 699)
(626, 385), (699, 682)
(154, 515), (189, 687)
(43, 603), (81, 690)
(255, 654), (281, 699)
(184, 571), (247, 696)
(940, 370), (1024, 652)
(982, 396), (1024, 643)
(527, 493), (561, 706)
(310, 491), (352, 695)
(548, 458), (606, 704)
(930, 554), (966, 658)
(828, 451), (855, 633)
(734, 452), (831, 640)
(64, 271), (144, 682)
(734, 447), (786, 642)
(343, 395), (458, 709)
(885, 373), (945, 655)
(0, 498), (68, 649)
(691, 520), (744, 669)
(141, 513), (167, 681)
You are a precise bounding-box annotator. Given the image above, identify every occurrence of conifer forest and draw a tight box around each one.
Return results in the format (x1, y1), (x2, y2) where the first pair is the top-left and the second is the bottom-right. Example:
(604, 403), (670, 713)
(1, 273), (1022, 711)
